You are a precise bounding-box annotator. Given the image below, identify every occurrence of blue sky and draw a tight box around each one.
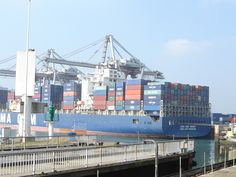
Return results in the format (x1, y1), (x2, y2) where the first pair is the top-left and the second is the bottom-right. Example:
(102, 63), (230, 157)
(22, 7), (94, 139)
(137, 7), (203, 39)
(0, 0), (236, 113)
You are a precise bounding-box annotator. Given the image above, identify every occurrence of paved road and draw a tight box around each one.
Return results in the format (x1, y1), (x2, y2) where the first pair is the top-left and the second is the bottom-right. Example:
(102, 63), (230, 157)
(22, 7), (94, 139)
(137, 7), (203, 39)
(201, 166), (236, 177)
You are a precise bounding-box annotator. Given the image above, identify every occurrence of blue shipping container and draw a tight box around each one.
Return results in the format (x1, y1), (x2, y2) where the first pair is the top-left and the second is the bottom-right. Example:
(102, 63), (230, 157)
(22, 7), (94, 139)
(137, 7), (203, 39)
(109, 87), (115, 91)
(126, 79), (147, 85)
(144, 85), (161, 90)
(143, 100), (160, 106)
(33, 98), (40, 102)
(145, 110), (160, 116)
(143, 105), (160, 111)
(116, 87), (124, 91)
(42, 84), (63, 105)
(116, 82), (125, 87)
(93, 90), (107, 96)
(125, 100), (141, 105)
(63, 101), (74, 105)
(144, 95), (161, 100)
(115, 106), (123, 111)
(125, 105), (141, 110)
(63, 96), (77, 102)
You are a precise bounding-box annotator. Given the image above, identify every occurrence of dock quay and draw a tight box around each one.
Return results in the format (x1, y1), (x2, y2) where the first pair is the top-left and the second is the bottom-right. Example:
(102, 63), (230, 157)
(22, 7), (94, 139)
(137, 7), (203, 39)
(0, 139), (194, 177)
(200, 166), (236, 177)
(0, 135), (107, 151)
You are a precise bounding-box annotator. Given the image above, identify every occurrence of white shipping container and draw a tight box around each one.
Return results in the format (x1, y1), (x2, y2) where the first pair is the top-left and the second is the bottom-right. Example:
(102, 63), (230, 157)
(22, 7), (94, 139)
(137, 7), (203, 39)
(107, 106), (115, 110)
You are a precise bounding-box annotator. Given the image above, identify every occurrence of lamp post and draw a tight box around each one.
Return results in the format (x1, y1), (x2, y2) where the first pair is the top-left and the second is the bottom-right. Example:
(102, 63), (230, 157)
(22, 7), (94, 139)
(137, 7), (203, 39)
(23, 0), (32, 142)
(144, 139), (158, 177)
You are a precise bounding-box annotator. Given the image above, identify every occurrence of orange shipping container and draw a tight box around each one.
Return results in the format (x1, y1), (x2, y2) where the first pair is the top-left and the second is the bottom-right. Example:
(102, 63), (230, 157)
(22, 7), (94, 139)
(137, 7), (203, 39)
(125, 94), (142, 100)
(107, 101), (115, 106)
(93, 96), (107, 101)
(126, 85), (143, 90)
(108, 91), (115, 96)
(116, 96), (124, 101)
(63, 91), (77, 97)
(93, 101), (107, 105)
(63, 105), (74, 110)
(125, 89), (142, 95)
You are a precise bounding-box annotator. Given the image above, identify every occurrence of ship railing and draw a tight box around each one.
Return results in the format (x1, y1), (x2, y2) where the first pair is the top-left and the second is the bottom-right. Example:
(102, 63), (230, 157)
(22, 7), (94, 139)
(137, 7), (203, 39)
(0, 139), (194, 176)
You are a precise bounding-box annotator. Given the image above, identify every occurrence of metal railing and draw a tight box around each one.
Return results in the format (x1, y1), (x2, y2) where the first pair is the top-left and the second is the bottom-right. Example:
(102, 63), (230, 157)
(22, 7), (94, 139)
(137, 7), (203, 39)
(0, 139), (194, 176)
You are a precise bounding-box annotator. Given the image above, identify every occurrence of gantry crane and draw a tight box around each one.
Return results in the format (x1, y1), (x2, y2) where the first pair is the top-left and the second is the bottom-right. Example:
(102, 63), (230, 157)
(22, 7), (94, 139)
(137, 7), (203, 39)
(0, 35), (164, 83)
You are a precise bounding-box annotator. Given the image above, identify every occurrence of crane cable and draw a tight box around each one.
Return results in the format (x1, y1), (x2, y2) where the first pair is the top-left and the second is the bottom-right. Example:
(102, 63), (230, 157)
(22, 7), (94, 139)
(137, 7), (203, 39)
(86, 40), (107, 62)
(62, 37), (105, 58)
(0, 55), (16, 65)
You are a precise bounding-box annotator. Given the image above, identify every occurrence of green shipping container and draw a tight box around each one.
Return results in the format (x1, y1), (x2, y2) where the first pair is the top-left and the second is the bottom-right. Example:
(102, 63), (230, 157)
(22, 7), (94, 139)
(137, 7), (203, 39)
(108, 96), (115, 101)
(116, 101), (123, 106)
(108, 82), (116, 87)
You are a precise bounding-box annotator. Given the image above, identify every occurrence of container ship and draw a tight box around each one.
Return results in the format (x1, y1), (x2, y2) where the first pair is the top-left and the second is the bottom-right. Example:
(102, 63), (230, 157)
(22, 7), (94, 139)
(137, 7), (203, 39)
(0, 35), (211, 138)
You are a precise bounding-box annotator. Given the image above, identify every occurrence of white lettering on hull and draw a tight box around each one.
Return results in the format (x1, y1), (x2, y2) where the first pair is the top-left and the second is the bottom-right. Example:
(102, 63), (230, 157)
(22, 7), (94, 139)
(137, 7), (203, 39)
(17, 114), (22, 124)
(0, 113), (6, 123)
(180, 125), (196, 131)
(31, 114), (36, 126)
(0, 113), (37, 126)
(6, 114), (11, 123)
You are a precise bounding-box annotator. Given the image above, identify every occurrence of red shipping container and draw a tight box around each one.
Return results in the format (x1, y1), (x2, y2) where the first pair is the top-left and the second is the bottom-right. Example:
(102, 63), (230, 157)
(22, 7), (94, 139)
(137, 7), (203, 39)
(107, 101), (115, 106)
(108, 91), (115, 96)
(125, 94), (142, 100)
(126, 85), (143, 90)
(64, 91), (77, 97)
(63, 105), (74, 110)
(93, 96), (107, 101)
(93, 105), (106, 110)
(8, 91), (15, 100)
(116, 96), (124, 101)
(33, 93), (41, 99)
(93, 101), (107, 105)
(125, 89), (142, 95)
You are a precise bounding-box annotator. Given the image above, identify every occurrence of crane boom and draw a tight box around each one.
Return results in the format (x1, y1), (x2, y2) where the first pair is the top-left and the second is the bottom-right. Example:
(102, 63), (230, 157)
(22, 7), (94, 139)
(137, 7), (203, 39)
(44, 58), (97, 68)
(0, 69), (78, 81)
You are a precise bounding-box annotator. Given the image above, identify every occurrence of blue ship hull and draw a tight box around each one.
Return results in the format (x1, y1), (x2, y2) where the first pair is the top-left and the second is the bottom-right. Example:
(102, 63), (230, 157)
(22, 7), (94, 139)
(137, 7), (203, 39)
(0, 112), (211, 138)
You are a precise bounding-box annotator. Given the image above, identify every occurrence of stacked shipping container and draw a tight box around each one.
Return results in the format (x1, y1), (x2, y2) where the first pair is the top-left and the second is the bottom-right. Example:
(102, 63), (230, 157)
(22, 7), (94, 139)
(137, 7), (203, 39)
(93, 86), (107, 110)
(124, 80), (147, 111)
(32, 85), (42, 102)
(7, 90), (15, 101)
(161, 82), (210, 117)
(143, 82), (161, 112)
(0, 88), (8, 109)
(63, 82), (81, 110)
(115, 81), (125, 111)
(107, 83), (116, 110)
(42, 84), (63, 110)
(161, 82), (209, 106)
